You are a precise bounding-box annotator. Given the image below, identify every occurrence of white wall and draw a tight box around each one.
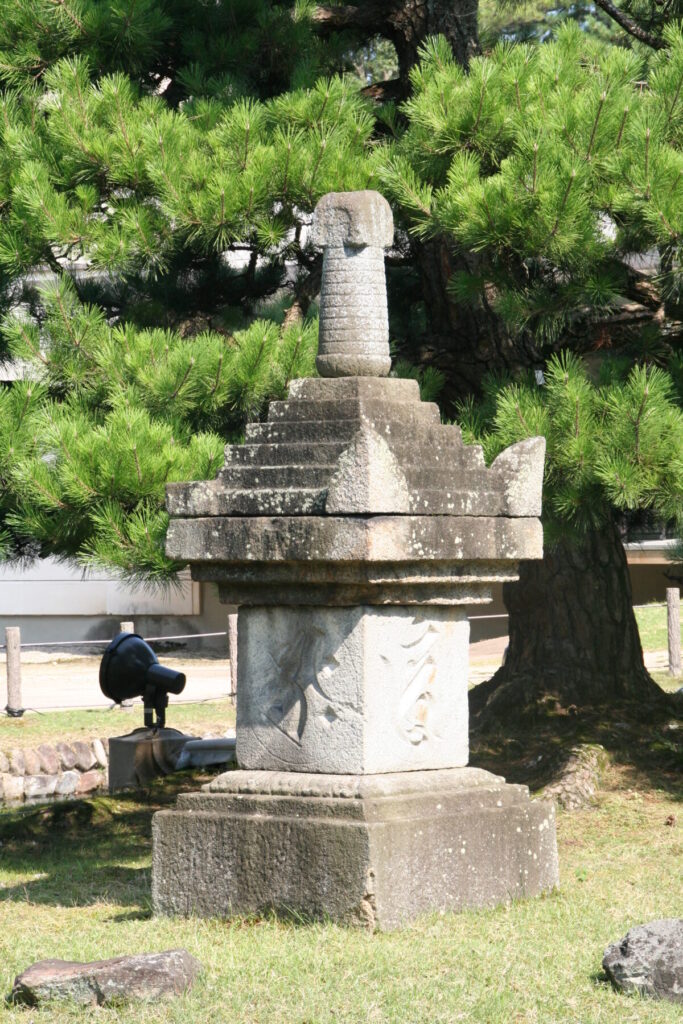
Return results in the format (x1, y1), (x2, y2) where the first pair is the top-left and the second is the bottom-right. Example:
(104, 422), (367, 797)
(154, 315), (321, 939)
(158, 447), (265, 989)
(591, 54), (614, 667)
(0, 558), (233, 650)
(0, 558), (200, 616)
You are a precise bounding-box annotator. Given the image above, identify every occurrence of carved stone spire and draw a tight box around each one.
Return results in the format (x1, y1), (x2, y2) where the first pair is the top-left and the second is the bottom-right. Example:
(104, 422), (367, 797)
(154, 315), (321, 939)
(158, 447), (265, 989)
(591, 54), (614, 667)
(312, 190), (393, 378)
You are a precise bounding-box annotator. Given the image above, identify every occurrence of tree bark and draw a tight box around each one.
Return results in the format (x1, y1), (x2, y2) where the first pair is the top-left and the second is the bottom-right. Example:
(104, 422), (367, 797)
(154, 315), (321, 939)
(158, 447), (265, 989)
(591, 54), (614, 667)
(313, 0), (479, 80)
(386, 0), (479, 77)
(412, 239), (538, 406)
(470, 517), (667, 722)
(407, 240), (674, 407)
(592, 0), (665, 49)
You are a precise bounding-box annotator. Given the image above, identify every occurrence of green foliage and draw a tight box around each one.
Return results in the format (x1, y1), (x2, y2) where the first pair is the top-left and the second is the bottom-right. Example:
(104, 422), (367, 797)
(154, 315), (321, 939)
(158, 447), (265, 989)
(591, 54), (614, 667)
(0, 66), (375, 285)
(0, 279), (317, 581)
(0, 1), (368, 582)
(482, 1), (682, 49)
(0, 1), (682, 584)
(0, 0), (335, 96)
(458, 352), (683, 543)
(379, 23), (683, 343)
(393, 359), (446, 403)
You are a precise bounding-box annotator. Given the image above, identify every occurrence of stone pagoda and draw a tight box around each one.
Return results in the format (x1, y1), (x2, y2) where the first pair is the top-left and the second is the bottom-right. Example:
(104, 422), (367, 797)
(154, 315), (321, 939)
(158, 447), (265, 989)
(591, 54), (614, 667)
(152, 191), (559, 929)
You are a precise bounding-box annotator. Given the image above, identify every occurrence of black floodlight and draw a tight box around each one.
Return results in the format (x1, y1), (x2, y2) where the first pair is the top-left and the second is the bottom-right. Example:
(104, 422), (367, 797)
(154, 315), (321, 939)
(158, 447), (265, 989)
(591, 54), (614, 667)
(99, 632), (186, 730)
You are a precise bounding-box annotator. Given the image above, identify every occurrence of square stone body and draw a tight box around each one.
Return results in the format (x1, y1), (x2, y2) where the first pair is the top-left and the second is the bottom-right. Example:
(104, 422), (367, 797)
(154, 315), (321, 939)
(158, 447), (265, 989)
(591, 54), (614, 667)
(236, 605), (469, 774)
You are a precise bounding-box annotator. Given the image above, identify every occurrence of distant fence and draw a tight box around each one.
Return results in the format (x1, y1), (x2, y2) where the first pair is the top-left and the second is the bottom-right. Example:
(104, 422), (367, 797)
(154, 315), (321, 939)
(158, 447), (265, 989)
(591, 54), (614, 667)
(1, 620), (236, 718)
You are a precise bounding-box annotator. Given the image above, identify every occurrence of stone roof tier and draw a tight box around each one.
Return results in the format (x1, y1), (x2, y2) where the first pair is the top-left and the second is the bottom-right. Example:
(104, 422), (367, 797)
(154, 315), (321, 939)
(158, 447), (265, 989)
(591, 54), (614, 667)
(164, 190), (545, 607)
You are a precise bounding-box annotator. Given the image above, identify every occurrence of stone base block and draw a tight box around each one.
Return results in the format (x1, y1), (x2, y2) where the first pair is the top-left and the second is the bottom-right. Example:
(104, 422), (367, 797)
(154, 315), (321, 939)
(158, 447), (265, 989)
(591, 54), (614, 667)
(108, 728), (195, 792)
(152, 768), (559, 930)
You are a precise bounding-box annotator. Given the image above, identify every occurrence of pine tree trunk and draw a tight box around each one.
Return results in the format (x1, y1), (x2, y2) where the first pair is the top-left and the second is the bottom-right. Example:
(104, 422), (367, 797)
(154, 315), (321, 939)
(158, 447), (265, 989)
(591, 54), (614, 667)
(470, 518), (667, 722)
(314, 1), (479, 83)
(413, 239), (538, 405)
(388, 0), (479, 75)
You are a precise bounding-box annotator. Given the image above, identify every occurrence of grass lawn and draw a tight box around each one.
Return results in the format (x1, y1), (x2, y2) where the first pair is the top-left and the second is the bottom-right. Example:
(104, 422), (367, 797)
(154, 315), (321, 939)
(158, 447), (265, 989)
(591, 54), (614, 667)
(635, 602), (683, 654)
(0, 762), (680, 1023)
(0, 604), (679, 1021)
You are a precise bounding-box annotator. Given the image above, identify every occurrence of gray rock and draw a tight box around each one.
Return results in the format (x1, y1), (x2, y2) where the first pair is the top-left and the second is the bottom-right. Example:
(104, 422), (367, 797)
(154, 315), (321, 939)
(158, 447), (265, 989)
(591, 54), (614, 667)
(91, 738), (108, 768)
(0, 751), (9, 773)
(1, 773), (24, 802)
(167, 513), (542, 607)
(153, 768), (558, 929)
(236, 605), (469, 775)
(22, 748), (41, 776)
(54, 742), (77, 770)
(8, 748), (25, 775)
(37, 744), (60, 775)
(603, 919), (683, 1002)
(153, 189), (553, 930)
(71, 741), (96, 771)
(24, 775), (58, 800)
(166, 372), (544, 522)
(55, 771), (80, 796)
(76, 769), (104, 795)
(311, 190), (393, 250)
(11, 949), (201, 1006)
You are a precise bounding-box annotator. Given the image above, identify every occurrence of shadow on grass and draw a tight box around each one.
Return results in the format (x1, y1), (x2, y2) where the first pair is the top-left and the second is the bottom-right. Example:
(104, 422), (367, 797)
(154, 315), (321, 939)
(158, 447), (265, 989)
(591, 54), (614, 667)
(0, 772), (214, 909)
(469, 685), (683, 799)
(106, 907), (153, 922)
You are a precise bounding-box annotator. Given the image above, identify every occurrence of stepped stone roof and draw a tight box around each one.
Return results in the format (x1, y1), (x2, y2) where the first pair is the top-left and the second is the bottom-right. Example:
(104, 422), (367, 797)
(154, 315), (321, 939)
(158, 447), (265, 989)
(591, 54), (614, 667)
(166, 376), (544, 519)
(165, 190), (545, 606)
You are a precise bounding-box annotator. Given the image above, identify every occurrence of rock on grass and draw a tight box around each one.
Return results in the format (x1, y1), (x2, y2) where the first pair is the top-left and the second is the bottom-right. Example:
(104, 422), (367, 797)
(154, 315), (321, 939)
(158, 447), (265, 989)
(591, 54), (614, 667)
(11, 949), (201, 1006)
(603, 919), (683, 1003)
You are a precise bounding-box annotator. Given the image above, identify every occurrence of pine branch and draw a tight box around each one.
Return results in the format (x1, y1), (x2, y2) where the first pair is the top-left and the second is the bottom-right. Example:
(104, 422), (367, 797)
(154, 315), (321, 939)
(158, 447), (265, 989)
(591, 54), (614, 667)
(592, 0), (666, 50)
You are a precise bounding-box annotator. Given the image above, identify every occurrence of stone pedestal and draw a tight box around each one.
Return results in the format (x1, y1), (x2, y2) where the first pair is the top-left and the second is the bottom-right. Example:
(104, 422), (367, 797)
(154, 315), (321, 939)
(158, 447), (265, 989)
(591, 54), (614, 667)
(152, 768), (558, 929)
(151, 190), (559, 928)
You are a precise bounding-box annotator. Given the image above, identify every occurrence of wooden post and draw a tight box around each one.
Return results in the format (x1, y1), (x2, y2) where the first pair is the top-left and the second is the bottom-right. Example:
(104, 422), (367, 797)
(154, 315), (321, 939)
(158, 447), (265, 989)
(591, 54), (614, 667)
(5, 626), (24, 717)
(228, 612), (238, 703)
(667, 588), (681, 677)
(118, 621), (135, 708)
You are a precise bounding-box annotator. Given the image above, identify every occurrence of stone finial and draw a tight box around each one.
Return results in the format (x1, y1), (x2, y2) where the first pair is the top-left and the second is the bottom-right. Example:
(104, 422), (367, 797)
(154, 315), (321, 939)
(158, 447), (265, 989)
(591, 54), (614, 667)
(312, 190), (393, 378)
(311, 191), (393, 249)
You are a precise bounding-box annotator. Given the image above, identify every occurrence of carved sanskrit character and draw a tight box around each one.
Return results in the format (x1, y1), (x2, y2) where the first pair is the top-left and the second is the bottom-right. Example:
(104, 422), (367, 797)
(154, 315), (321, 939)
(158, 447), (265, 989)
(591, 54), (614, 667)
(311, 190), (394, 378)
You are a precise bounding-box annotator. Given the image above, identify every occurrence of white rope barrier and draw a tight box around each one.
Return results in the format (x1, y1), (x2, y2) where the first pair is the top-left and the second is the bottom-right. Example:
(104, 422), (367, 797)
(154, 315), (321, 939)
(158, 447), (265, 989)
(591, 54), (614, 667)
(0, 630), (228, 650)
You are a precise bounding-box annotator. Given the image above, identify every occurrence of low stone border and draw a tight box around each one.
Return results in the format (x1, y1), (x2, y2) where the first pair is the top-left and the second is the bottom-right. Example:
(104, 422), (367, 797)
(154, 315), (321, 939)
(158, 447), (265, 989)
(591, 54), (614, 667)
(0, 738), (109, 804)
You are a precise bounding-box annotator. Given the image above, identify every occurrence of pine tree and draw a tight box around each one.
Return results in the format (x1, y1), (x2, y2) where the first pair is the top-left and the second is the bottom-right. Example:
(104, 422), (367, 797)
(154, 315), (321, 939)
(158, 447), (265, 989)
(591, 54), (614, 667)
(377, 21), (683, 711)
(459, 353), (682, 717)
(380, 23), (683, 397)
(0, 277), (317, 580)
(0, 0), (680, 714)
